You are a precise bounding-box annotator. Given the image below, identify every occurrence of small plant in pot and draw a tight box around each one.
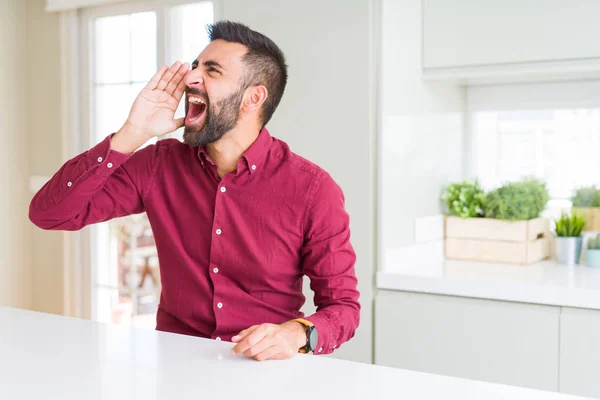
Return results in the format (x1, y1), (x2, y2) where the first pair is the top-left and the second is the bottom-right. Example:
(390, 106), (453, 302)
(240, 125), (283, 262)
(571, 186), (600, 232)
(441, 180), (485, 218)
(554, 212), (585, 265)
(587, 234), (600, 268)
(484, 178), (549, 221)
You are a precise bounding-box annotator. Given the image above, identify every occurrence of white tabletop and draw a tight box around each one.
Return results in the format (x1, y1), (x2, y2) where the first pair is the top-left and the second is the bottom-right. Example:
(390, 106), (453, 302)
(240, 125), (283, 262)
(0, 307), (592, 400)
(378, 242), (600, 310)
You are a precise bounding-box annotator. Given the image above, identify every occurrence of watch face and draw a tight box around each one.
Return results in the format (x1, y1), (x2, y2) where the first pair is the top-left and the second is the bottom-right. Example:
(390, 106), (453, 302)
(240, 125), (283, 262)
(308, 326), (319, 351)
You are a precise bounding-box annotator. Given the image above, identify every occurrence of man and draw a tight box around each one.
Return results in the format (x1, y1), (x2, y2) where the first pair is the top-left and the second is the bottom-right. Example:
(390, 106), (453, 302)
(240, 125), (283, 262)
(30, 21), (360, 361)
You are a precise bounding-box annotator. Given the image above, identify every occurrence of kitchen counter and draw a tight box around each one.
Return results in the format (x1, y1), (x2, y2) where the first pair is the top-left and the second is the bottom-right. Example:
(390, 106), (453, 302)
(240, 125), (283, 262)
(378, 241), (600, 309)
(0, 307), (592, 400)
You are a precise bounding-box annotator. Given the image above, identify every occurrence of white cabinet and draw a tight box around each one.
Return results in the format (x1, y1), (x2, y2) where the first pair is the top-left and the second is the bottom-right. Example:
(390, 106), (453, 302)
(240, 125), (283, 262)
(423, 0), (600, 81)
(559, 307), (600, 398)
(375, 290), (561, 391)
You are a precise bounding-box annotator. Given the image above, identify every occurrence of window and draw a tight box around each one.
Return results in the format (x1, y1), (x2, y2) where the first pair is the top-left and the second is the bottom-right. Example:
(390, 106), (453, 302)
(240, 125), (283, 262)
(81, 1), (214, 328)
(468, 82), (600, 219)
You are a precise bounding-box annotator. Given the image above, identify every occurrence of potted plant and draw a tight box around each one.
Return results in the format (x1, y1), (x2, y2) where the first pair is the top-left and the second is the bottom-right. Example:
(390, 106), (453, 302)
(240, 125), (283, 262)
(571, 186), (600, 232)
(587, 234), (600, 268)
(484, 178), (550, 221)
(443, 178), (551, 264)
(441, 180), (485, 218)
(555, 212), (585, 265)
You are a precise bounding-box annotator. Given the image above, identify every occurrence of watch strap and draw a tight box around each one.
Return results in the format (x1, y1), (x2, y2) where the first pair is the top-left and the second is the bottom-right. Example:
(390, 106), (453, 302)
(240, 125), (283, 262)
(291, 318), (314, 353)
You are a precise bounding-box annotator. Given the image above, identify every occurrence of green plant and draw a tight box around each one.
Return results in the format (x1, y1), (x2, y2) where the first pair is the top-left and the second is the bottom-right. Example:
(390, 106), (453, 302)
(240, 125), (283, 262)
(571, 186), (600, 207)
(555, 212), (585, 237)
(484, 178), (550, 221)
(441, 180), (485, 218)
(588, 234), (600, 250)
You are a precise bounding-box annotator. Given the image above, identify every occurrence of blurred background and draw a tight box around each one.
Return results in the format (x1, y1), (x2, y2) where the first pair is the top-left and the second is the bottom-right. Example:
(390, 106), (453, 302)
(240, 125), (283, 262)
(1, 0), (600, 398)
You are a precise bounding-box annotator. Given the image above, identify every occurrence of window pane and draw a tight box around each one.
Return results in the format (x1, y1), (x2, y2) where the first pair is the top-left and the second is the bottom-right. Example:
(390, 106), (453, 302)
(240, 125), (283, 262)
(95, 15), (131, 84)
(95, 84), (131, 141)
(131, 12), (157, 82)
(168, 2), (214, 65)
(166, 1), (214, 141)
(472, 108), (600, 202)
(95, 287), (159, 329)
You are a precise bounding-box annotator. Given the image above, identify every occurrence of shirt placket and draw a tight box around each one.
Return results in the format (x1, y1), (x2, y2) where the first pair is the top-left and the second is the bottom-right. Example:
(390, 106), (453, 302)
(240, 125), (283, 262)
(209, 172), (231, 341)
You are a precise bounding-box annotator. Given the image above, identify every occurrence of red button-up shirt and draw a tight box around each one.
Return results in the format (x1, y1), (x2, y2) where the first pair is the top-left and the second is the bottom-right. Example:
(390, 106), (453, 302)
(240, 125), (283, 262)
(30, 128), (360, 354)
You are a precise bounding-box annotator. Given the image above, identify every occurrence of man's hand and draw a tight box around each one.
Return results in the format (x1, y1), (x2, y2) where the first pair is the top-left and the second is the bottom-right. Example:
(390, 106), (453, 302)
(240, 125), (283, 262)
(111, 61), (189, 153)
(231, 321), (306, 361)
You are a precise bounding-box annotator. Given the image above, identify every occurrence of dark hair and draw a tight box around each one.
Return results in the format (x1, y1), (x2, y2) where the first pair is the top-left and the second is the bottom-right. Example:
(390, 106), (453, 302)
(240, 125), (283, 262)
(207, 21), (288, 127)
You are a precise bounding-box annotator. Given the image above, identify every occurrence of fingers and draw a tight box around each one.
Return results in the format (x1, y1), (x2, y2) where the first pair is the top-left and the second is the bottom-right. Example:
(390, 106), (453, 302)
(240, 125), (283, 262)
(165, 62), (189, 96)
(172, 76), (188, 103)
(253, 345), (282, 362)
(232, 325), (259, 343)
(232, 325), (269, 354)
(156, 61), (182, 92)
(260, 349), (295, 361)
(243, 335), (274, 358)
(144, 65), (169, 90)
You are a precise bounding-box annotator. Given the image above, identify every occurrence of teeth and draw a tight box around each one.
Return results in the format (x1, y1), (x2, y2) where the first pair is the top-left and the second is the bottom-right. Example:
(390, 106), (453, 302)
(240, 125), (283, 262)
(188, 96), (205, 105)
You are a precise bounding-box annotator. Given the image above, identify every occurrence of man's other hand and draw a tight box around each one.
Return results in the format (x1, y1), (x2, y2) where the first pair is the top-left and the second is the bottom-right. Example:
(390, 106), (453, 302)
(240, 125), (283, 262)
(231, 321), (306, 361)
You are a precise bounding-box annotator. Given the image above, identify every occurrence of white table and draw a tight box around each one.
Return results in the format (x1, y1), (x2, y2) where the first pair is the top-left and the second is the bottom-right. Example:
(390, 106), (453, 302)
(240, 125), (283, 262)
(0, 307), (592, 400)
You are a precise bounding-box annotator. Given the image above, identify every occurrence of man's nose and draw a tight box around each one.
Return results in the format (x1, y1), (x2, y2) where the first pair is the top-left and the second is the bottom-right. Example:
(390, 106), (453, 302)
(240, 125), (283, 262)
(184, 70), (204, 88)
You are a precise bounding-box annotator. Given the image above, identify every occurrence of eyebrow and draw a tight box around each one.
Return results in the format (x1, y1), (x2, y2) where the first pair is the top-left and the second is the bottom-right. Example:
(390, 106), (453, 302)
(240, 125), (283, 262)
(191, 59), (225, 72)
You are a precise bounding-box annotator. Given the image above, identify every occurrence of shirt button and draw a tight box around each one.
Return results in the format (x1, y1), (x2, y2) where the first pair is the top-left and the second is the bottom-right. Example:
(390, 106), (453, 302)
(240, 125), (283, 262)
(318, 347), (323, 353)
(67, 182), (72, 187)
(97, 156), (103, 163)
(216, 229), (222, 235)
(217, 302), (223, 309)
(251, 165), (257, 171)
(333, 344), (337, 349)
(107, 162), (113, 168)
(216, 337), (221, 341)
(220, 187), (226, 193)
(213, 267), (219, 273)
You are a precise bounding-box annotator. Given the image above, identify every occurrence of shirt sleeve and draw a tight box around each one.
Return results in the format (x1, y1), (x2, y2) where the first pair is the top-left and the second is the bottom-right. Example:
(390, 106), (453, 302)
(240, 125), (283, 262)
(301, 171), (360, 355)
(29, 135), (163, 231)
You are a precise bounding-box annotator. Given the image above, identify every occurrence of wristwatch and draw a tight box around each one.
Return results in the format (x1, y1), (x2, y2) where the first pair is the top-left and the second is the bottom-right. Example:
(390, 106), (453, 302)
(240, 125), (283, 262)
(291, 318), (318, 354)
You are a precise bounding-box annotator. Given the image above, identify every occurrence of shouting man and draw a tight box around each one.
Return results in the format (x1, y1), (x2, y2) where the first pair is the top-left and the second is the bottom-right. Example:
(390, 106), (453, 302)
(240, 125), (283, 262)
(30, 21), (360, 361)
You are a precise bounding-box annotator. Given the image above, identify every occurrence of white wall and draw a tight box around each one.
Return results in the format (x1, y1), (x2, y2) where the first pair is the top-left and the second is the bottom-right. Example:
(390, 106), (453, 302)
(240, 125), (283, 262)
(0, 0), (33, 308)
(380, 0), (465, 253)
(222, 0), (377, 364)
(28, 0), (65, 315)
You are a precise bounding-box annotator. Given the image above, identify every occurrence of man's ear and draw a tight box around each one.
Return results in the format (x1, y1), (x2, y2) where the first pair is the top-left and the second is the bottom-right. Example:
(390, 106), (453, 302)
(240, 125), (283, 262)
(242, 85), (268, 113)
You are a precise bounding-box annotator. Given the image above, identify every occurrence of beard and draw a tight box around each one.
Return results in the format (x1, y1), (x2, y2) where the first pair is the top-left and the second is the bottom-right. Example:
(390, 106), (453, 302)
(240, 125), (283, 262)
(183, 87), (245, 147)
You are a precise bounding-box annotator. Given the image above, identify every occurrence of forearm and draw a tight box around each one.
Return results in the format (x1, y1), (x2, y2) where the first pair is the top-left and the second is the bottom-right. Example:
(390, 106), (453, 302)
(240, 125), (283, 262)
(29, 135), (139, 230)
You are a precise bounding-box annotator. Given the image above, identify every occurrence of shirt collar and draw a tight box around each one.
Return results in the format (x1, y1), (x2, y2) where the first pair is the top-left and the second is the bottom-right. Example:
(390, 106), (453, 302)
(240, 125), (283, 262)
(242, 127), (272, 174)
(196, 127), (272, 174)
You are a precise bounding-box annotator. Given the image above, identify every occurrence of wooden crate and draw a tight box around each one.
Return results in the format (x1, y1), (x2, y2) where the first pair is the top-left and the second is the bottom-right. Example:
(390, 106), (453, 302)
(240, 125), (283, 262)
(445, 216), (551, 264)
(572, 207), (600, 232)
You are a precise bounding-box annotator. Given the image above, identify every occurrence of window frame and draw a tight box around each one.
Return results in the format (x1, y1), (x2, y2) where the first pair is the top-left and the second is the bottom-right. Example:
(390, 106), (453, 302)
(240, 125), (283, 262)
(73, 0), (220, 322)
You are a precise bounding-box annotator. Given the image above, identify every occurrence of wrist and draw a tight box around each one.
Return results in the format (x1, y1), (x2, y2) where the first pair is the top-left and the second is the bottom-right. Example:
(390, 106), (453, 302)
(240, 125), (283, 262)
(111, 122), (151, 154)
(284, 321), (307, 350)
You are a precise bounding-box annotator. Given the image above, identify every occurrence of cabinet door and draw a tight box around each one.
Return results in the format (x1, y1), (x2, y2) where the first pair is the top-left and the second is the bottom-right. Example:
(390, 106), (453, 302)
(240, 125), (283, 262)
(423, 0), (600, 69)
(375, 290), (560, 391)
(560, 307), (600, 398)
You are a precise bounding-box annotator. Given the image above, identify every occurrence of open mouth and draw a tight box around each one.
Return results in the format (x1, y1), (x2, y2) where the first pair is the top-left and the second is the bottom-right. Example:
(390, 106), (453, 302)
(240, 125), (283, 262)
(185, 95), (207, 124)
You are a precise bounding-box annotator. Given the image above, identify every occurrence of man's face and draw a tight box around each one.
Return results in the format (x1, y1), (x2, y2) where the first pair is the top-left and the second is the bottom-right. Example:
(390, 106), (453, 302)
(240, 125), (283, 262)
(183, 40), (249, 147)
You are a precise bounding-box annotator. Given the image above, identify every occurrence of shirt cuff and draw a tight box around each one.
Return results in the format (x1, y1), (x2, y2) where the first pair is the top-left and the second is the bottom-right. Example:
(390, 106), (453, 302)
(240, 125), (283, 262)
(85, 134), (132, 177)
(303, 313), (334, 355)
